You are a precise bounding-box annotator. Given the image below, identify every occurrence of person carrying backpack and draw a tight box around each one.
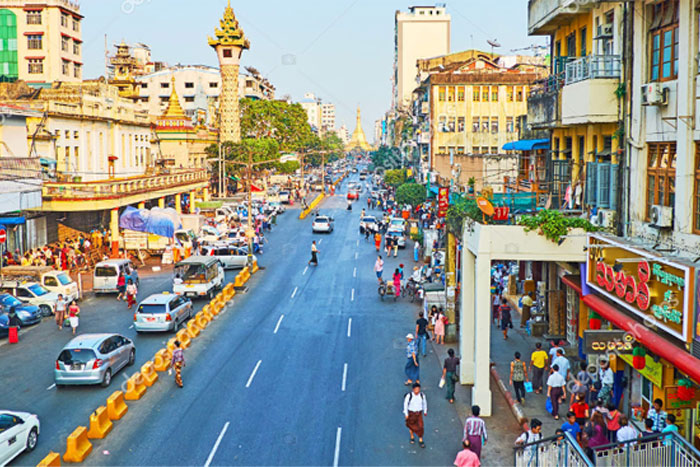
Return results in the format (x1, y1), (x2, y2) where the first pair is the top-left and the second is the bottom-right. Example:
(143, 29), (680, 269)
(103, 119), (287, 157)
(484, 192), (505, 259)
(403, 383), (428, 448)
(510, 352), (529, 404)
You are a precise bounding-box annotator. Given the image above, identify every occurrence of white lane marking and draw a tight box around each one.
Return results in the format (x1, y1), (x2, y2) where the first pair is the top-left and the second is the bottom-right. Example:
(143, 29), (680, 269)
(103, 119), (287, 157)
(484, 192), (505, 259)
(246, 360), (262, 388)
(204, 421), (230, 467)
(291, 287), (298, 299)
(129, 324), (134, 329)
(347, 318), (352, 338)
(356, 239), (359, 246)
(355, 252), (358, 260)
(319, 238), (323, 244)
(46, 383), (56, 390)
(353, 267), (356, 278)
(341, 363), (348, 391)
(273, 315), (285, 334)
(303, 266), (309, 275)
(333, 427), (342, 467)
(351, 288), (355, 301)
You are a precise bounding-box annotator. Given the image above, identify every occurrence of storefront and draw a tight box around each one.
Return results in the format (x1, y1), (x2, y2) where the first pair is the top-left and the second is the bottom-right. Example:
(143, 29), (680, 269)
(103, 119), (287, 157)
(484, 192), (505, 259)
(563, 234), (700, 446)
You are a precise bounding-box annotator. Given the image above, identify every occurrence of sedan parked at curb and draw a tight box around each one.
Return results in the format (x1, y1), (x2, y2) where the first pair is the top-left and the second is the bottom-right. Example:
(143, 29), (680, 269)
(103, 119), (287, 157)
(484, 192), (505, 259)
(54, 333), (135, 387)
(0, 294), (41, 326)
(0, 410), (40, 465)
(134, 293), (192, 333)
(312, 216), (334, 233)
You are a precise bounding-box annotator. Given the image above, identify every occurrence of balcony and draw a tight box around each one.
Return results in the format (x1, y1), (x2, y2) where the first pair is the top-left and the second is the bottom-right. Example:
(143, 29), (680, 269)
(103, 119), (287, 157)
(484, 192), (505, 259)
(527, 76), (562, 129)
(0, 156), (42, 179)
(561, 55), (621, 125)
(528, 0), (595, 35)
(41, 168), (209, 212)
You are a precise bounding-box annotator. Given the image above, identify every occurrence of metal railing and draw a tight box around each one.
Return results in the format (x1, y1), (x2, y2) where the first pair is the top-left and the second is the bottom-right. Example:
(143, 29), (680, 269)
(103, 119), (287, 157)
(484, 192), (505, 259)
(0, 156), (42, 179)
(514, 433), (593, 467)
(593, 432), (700, 467)
(42, 168), (208, 201)
(565, 55), (622, 86)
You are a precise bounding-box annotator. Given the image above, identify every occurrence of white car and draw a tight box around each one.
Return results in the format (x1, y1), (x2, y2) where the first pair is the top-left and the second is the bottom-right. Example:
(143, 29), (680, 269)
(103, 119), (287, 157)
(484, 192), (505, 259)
(201, 244), (256, 270)
(0, 281), (59, 317)
(360, 216), (378, 233)
(278, 191), (290, 204)
(312, 216), (334, 233)
(389, 217), (407, 233)
(0, 410), (40, 465)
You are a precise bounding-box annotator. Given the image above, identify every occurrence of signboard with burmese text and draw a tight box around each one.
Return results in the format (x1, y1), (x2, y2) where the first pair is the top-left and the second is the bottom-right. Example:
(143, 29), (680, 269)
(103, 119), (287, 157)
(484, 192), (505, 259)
(585, 234), (694, 342)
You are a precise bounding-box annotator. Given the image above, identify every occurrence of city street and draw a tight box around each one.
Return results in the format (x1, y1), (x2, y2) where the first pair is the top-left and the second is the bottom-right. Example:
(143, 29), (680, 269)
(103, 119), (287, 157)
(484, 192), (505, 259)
(7, 177), (465, 466)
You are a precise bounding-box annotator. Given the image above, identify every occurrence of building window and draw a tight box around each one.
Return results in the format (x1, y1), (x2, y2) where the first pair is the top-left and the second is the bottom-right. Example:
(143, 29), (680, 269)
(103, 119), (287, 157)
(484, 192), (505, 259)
(446, 116), (455, 132)
(646, 142), (676, 218)
(26, 34), (42, 50)
(516, 87), (524, 101)
(482, 86), (489, 102)
(61, 36), (69, 52)
(457, 86), (465, 101)
(491, 146), (499, 154)
(472, 117), (480, 133)
(507, 87), (514, 102)
(160, 96), (168, 103)
(473, 87), (480, 102)
(447, 86), (455, 102)
(457, 117), (465, 132)
(580, 27), (587, 57)
(491, 86), (498, 102)
(438, 146), (446, 154)
(72, 18), (79, 32)
(491, 117), (499, 134)
(73, 42), (80, 55)
(481, 118), (489, 133)
(457, 146), (465, 154)
(161, 82), (169, 88)
(185, 82), (194, 88)
(438, 86), (446, 102)
(62, 60), (69, 75)
(73, 130), (79, 139)
(60, 12), (68, 27)
(209, 82), (218, 88)
(438, 115), (447, 132)
(26, 10), (41, 25)
(649, 0), (679, 82)
(74, 63), (80, 78)
(185, 96), (195, 103)
(27, 58), (42, 74)
(506, 117), (514, 133)
(223, 49), (232, 58)
(64, 130), (70, 140)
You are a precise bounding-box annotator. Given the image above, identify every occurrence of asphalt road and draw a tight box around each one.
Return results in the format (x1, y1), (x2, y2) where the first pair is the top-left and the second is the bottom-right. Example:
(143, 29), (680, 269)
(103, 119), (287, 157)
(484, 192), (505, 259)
(8, 173), (466, 466)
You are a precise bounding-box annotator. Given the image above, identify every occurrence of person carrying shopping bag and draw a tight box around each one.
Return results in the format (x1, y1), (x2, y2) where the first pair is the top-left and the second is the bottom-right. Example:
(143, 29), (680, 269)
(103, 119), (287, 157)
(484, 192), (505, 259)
(125, 279), (138, 309)
(68, 301), (80, 336)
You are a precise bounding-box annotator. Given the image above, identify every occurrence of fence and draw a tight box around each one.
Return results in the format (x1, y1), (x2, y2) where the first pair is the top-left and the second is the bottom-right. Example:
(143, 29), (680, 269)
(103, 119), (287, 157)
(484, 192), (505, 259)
(514, 433), (593, 467)
(593, 432), (700, 467)
(565, 55), (621, 86)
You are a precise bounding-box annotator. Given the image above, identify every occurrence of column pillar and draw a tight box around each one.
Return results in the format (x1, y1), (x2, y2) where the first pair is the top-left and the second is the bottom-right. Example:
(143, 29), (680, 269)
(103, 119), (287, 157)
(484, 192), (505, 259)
(460, 249), (476, 385)
(189, 190), (196, 214)
(137, 202), (145, 209)
(473, 252), (493, 416)
(445, 231), (457, 342)
(158, 197), (165, 209)
(110, 208), (120, 258)
(203, 187), (210, 202)
(174, 193), (182, 214)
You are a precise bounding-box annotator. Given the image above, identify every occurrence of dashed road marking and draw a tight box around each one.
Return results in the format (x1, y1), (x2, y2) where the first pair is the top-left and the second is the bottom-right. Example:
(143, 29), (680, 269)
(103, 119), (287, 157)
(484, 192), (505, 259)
(341, 363), (348, 391)
(291, 287), (298, 299)
(204, 421), (229, 467)
(333, 427), (342, 467)
(273, 315), (284, 334)
(46, 383), (56, 390)
(245, 360), (262, 388)
(303, 266), (309, 275)
(347, 318), (352, 338)
(351, 288), (355, 301)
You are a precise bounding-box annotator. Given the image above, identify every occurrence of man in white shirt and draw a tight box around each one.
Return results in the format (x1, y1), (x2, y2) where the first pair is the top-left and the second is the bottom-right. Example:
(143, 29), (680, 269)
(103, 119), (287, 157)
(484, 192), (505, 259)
(546, 365), (567, 420)
(403, 382), (428, 448)
(616, 415), (638, 444)
(551, 349), (570, 380)
(598, 359), (615, 403)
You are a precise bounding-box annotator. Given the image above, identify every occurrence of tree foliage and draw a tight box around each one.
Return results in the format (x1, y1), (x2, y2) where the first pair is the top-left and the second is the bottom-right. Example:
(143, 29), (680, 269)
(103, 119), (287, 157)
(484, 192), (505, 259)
(239, 98), (316, 152)
(395, 183), (426, 207)
(371, 145), (401, 170)
(384, 168), (407, 188)
(305, 132), (345, 167)
(446, 196), (481, 236)
(275, 160), (300, 174)
(517, 209), (599, 243)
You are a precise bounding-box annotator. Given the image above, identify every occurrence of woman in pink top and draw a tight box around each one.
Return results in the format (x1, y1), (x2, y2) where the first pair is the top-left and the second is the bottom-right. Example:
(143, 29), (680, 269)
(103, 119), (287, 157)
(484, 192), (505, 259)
(434, 308), (446, 345)
(392, 268), (401, 296)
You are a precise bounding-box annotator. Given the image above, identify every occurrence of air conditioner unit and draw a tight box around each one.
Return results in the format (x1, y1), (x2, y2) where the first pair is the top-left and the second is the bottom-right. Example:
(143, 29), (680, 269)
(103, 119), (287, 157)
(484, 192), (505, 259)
(597, 209), (616, 229)
(601, 23), (613, 37)
(641, 83), (668, 106)
(650, 204), (673, 228)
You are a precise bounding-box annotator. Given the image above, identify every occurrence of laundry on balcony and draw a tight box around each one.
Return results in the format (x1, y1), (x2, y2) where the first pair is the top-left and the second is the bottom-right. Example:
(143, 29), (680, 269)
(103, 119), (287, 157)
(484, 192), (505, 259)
(502, 139), (549, 151)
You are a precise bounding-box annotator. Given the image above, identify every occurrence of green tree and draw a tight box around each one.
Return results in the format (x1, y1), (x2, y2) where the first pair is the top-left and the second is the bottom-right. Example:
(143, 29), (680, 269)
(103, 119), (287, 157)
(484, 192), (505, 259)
(371, 145), (401, 170)
(239, 98), (316, 152)
(395, 182), (426, 207)
(384, 168), (407, 188)
(275, 160), (300, 174)
(446, 196), (481, 235)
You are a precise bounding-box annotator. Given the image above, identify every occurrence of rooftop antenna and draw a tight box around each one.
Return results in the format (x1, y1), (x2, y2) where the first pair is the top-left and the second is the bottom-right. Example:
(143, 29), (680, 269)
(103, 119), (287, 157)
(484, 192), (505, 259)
(487, 39), (501, 58)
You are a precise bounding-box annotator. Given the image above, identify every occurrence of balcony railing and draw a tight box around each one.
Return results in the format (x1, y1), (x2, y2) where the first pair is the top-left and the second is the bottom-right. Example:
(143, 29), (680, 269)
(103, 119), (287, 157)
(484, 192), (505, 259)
(0, 157), (42, 179)
(565, 55), (621, 86)
(42, 168), (208, 201)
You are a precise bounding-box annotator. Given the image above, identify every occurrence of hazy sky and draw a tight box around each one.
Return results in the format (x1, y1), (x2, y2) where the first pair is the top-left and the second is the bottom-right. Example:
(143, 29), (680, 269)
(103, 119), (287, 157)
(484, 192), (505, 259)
(81, 0), (545, 138)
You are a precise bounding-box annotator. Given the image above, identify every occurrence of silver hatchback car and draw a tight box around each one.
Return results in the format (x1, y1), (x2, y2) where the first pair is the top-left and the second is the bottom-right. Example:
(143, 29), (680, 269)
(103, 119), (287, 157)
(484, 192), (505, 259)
(54, 334), (135, 387)
(133, 293), (192, 333)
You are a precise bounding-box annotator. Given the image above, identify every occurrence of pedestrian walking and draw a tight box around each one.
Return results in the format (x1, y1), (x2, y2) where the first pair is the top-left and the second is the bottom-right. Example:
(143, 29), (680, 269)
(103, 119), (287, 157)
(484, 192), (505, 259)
(170, 340), (185, 388)
(374, 255), (384, 284)
(530, 342), (548, 394)
(491, 290), (501, 325)
(463, 405), (487, 459)
(514, 418), (543, 451)
(392, 268), (402, 296)
(584, 412), (609, 459)
(374, 231), (382, 252)
(55, 294), (67, 330)
(434, 308), (446, 345)
(384, 235), (392, 256)
(403, 382), (427, 448)
(510, 352), (528, 404)
(499, 298), (512, 339)
(442, 348), (460, 404)
(414, 240), (420, 262)
(561, 411), (583, 445)
(308, 241), (319, 266)
(570, 361), (591, 405)
(547, 364), (567, 420)
(616, 415), (638, 443)
(116, 272), (126, 301)
(67, 301), (80, 336)
(404, 333), (420, 385)
(606, 403), (621, 442)
(520, 292), (534, 328)
(453, 439), (480, 467)
(570, 393), (589, 427)
(415, 311), (429, 357)
(125, 279), (138, 309)
(597, 359), (614, 405)
(552, 348), (570, 380)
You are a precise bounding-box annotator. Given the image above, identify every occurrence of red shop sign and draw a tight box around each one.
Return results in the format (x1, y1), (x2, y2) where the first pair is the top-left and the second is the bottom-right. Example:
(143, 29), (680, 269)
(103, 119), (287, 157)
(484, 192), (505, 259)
(438, 187), (449, 218)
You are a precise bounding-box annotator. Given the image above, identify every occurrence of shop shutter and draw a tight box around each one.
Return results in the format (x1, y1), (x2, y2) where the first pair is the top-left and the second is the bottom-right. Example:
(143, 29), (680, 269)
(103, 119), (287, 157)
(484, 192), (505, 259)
(586, 162), (598, 206)
(609, 164), (619, 211)
(596, 163), (611, 209)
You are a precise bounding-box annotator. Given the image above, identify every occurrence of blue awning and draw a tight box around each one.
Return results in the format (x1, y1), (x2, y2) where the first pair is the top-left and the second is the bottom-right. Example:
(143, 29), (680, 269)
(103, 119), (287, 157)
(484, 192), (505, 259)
(502, 139), (550, 151)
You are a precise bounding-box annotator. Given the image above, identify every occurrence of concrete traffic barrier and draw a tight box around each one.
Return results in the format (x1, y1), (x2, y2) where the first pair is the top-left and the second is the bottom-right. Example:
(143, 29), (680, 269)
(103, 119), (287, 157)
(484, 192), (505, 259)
(202, 305), (214, 320)
(37, 451), (61, 466)
(87, 406), (113, 439)
(62, 426), (92, 463)
(186, 320), (200, 338)
(240, 267), (250, 283)
(153, 348), (172, 372)
(176, 329), (191, 348)
(209, 301), (221, 316)
(251, 259), (259, 274)
(195, 311), (209, 329)
(234, 272), (245, 288)
(124, 374), (147, 401)
(106, 391), (128, 420)
(140, 361), (158, 387)
(166, 337), (178, 353)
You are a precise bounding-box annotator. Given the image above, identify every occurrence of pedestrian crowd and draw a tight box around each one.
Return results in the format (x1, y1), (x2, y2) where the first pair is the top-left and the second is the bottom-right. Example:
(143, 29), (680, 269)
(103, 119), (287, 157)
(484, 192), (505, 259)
(1, 230), (110, 271)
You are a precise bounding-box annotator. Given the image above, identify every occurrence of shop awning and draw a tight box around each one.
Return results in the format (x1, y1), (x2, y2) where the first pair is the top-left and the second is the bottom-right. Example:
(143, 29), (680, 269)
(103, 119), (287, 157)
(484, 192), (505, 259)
(502, 139), (549, 151)
(562, 275), (700, 385)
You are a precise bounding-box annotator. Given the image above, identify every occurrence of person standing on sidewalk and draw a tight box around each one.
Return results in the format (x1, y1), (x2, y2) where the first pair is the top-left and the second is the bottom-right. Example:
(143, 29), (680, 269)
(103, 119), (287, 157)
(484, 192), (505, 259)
(415, 311), (429, 357)
(547, 364), (567, 420)
(463, 405), (487, 460)
(442, 348), (460, 404)
(510, 352), (529, 404)
(520, 292), (534, 328)
(374, 255), (384, 284)
(55, 294), (67, 330)
(434, 308), (446, 345)
(404, 334), (420, 385)
(530, 343), (548, 394)
(170, 340), (185, 388)
(499, 298), (512, 340)
(403, 383), (427, 448)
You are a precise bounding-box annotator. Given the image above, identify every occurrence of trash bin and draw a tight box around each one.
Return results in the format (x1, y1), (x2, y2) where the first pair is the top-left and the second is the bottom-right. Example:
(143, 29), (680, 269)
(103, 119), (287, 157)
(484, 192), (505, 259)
(8, 326), (18, 344)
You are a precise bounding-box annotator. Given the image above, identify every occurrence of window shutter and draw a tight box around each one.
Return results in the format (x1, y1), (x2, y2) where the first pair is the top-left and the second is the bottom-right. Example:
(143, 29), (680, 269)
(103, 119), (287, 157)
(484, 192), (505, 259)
(597, 163), (611, 209)
(609, 164), (619, 211)
(586, 162), (598, 205)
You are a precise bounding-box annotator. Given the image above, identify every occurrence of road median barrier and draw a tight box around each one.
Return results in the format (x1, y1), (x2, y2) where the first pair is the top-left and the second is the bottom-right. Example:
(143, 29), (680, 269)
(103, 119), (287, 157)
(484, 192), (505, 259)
(87, 406), (113, 439)
(106, 391), (128, 420)
(224, 283), (236, 300)
(209, 301), (221, 316)
(176, 329), (191, 348)
(140, 361), (159, 387)
(251, 260), (259, 274)
(299, 193), (325, 219)
(166, 337), (178, 353)
(234, 271), (246, 288)
(124, 374), (147, 401)
(186, 320), (200, 338)
(195, 311), (209, 329)
(37, 451), (61, 466)
(62, 426), (92, 463)
(240, 266), (250, 283)
(153, 348), (172, 372)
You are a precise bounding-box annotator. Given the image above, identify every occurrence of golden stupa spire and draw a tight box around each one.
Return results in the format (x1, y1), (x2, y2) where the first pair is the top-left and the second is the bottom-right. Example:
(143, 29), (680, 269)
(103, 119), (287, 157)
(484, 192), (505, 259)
(162, 76), (186, 119)
(208, 1), (250, 49)
(348, 106), (372, 151)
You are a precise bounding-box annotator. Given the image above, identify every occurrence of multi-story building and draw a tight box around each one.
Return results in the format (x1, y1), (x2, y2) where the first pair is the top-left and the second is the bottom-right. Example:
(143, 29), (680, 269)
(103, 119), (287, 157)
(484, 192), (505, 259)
(320, 102), (335, 133)
(374, 119), (384, 147)
(0, 0), (82, 84)
(336, 125), (350, 145)
(394, 5), (450, 110)
(413, 50), (543, 192)
(299, 92), (321, 131)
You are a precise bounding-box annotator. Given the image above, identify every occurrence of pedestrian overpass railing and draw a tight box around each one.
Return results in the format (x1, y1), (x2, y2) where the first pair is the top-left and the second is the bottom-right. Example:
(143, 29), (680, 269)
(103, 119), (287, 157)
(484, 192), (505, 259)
(514, 433), (593, 467)
(592, 432), (700, 467)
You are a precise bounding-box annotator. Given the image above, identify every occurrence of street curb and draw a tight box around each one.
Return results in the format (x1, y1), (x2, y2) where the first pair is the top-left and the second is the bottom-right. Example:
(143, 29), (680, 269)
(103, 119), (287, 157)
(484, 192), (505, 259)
(490, 364), (527, 425)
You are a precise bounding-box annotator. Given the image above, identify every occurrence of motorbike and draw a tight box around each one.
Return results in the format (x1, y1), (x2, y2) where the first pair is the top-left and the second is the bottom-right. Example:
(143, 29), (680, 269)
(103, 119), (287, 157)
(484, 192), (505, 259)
(378, 279), (398, 301)
(402, 279), (424, 303)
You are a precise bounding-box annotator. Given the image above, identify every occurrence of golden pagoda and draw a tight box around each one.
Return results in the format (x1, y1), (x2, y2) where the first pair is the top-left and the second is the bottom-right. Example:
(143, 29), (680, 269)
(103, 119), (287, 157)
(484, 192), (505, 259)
(109, 42), (138, 98)
(347, 106), (372, 151)
(156, 77), (192, 130)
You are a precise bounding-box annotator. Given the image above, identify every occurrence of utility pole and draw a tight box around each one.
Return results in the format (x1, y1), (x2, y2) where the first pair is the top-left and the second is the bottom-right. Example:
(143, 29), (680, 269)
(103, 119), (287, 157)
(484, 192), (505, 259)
(218, 141), (223, 198)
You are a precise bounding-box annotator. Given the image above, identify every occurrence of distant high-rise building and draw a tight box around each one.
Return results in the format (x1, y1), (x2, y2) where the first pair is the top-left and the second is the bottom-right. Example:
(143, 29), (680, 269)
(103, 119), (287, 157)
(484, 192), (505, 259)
(374, 119), (384, 146)
(394, 5), (450, 110)
(321, 102), (336, 132)
(299, 92), (321, 130)
(0, 0), (83, 84)
(336, 125), (350, 145)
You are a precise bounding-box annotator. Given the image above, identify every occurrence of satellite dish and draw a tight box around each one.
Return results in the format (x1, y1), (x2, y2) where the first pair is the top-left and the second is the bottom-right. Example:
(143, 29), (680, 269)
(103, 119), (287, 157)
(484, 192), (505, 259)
(476, 197), (495, 217)
(487, 39), (501, 48)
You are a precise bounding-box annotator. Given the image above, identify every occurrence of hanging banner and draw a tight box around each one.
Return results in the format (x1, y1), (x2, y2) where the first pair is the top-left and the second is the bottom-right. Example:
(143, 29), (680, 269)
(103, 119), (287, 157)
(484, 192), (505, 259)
(438, 187), (449, 218)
